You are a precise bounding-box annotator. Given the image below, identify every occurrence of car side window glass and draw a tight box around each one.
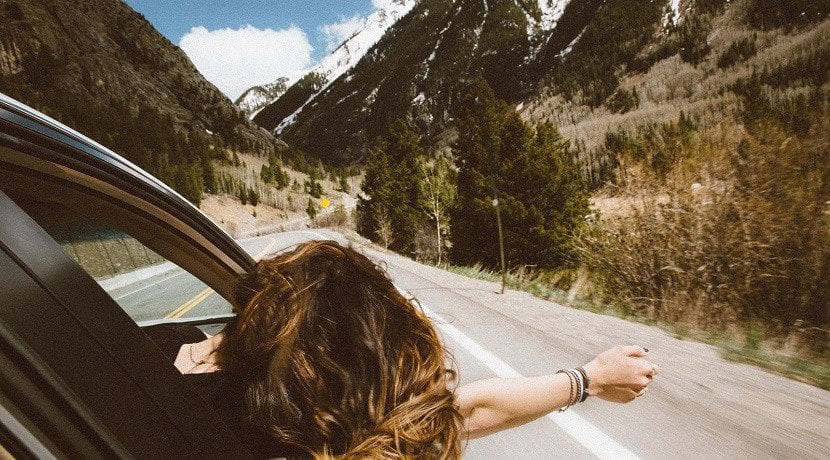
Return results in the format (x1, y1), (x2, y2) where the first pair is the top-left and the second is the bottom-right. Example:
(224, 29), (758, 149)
(42, 220), (231, 324)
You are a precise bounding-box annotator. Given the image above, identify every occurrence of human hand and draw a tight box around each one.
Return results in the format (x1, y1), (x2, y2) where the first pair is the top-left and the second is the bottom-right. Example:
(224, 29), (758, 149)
(582, 345), (658, 403)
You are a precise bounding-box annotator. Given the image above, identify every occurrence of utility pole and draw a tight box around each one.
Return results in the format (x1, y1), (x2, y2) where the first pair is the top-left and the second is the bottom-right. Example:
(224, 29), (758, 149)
(491, 183), (506, 294)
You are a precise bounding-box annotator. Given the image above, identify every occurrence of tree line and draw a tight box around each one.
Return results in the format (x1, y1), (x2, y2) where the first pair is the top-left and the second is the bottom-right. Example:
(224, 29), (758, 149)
(357, 77), (589, 270)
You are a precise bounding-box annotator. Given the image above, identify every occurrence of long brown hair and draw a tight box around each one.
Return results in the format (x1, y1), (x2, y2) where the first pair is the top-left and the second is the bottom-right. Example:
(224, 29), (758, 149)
(218, 240), (463, 458)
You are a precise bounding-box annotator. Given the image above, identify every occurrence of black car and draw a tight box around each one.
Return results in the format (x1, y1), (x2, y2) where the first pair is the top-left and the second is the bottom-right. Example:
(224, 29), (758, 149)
(0, 93), (257, 457)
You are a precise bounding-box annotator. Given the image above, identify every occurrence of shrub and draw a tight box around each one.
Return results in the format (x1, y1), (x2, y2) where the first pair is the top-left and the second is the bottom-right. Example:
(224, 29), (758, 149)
(578, 121), (829, 354)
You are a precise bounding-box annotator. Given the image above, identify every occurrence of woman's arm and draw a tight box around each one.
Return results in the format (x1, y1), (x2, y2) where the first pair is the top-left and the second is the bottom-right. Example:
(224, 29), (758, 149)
(455, 372), (574, 439)
(455, 345), (658, 439)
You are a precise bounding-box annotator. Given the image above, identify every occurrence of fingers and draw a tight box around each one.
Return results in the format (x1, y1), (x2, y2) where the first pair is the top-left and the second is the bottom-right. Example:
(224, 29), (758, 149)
(620, 345), (648, 357)
(636, 387), (648, 397)
(627, 375), (651, 391)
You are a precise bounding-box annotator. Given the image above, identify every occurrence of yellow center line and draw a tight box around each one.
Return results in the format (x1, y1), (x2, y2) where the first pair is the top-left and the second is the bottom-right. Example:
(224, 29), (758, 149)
(164, 287), (213, 319)
(164, 238), (278, 319)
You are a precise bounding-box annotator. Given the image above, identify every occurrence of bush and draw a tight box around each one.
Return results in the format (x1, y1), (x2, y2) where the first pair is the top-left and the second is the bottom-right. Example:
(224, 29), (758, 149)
(316, 204), (352, 228)
(578, 122), (829, 354)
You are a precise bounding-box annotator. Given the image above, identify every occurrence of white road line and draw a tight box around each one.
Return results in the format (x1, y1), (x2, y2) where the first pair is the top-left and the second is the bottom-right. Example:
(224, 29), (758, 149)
(396, 285), (639, 460)
(113, 271), (184, 300)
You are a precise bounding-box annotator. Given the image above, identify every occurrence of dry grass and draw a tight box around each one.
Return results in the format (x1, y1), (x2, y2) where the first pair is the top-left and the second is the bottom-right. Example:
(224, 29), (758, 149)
(576, 119), (829, 358)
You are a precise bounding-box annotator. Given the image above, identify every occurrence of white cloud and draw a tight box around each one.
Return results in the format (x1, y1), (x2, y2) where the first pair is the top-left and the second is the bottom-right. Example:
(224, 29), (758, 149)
(179, 25), (313, 101)
(319, 16), (364, 52)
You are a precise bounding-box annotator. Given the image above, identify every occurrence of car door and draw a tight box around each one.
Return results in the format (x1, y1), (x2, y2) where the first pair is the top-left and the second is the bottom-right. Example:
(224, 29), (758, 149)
(0, 94), (254, 458)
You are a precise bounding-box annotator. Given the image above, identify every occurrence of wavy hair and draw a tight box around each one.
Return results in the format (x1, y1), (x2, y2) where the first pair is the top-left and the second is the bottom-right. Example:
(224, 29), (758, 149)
(217, 240), (463, 458)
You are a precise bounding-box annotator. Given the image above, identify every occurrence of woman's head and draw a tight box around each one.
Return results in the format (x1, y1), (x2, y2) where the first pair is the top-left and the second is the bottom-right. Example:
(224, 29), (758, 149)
(219, 240), (462, 458)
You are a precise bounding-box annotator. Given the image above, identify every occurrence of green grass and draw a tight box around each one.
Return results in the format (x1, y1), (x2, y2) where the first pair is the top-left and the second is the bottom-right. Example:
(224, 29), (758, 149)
(719, 342), (830, 391)
(442, 263), (830, 390)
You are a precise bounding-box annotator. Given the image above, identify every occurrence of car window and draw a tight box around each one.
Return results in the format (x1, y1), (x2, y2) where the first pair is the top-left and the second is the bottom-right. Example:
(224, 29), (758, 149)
(51, 222), (232, 323)
(0, 145), (234, 324)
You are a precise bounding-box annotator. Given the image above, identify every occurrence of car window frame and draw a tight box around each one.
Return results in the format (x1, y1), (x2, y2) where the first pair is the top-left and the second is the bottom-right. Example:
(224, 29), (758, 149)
(0, 96), (255, 304)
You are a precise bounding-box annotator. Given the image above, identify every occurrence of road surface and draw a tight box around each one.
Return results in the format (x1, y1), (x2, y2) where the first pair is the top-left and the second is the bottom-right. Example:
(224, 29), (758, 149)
(104, 229), (830, 459)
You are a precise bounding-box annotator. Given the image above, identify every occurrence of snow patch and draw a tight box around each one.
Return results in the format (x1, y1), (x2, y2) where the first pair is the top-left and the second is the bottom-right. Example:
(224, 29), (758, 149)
(664, 0), (683, 26)
(670, 0), (682, 20)
(556, 26), (586, 57)
(525, 0), (572, 35)
(413, 92), (426, 104)
(274, 0), (416, 133)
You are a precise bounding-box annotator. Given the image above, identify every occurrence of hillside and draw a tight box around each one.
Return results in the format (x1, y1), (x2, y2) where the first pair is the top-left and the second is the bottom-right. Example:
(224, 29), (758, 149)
(0, 0), (286, 204)
(522, 0), (830, 186)
(254, 0), (657, 162)
(252, 0), (827, 170)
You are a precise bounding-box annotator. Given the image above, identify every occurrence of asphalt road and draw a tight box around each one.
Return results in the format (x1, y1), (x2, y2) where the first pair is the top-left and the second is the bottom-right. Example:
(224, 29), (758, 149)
(105, 229), (830, 459)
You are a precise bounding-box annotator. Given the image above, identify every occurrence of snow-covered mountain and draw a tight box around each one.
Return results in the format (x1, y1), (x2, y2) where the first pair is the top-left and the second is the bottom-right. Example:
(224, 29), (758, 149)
(250, 0), (730, 164)
(238, 0), (416, 126)
(253, 0), (580, 142)
(235, 77), (290, 118)
(252, 0), (589, 161)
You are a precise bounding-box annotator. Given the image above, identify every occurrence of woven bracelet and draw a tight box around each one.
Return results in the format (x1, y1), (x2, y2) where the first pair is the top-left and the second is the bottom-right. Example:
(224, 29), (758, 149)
(556, 369), (575, 411)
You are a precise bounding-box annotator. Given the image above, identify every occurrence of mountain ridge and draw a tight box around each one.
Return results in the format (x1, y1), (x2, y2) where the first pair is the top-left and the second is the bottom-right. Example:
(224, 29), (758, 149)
(0, 0), (281, 153)
(255, 0), (624, 163)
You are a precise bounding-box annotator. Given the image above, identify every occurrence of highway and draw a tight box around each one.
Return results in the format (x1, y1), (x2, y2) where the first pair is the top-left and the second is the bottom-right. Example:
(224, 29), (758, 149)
(104, 229), (830, 459)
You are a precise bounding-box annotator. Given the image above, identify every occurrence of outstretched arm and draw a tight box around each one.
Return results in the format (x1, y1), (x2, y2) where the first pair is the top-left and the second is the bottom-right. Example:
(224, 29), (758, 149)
(455, 346), (657, 439)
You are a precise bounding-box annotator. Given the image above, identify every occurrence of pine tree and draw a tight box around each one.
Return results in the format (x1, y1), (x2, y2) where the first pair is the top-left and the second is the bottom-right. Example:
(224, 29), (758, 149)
(384, 120), (426, 253)
(306, 197), (318, 220)
(356, 120), (426, 254)
(450, 77), (588, 269)
(338, 174), (351, 193)
(357, 146), (394, 242)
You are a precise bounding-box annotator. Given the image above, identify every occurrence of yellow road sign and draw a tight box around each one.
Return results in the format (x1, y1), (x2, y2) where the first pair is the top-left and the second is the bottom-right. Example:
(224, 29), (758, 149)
(320, 197), (330, 208)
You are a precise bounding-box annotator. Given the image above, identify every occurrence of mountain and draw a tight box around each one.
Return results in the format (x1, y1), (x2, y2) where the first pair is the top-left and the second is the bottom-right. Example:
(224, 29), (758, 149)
(235, 77), (289, 118)
(0, 0), (282, 157)
(253, 0), (604, 162)
(251, 0), (418, 137)
(252, 0), (828, 167)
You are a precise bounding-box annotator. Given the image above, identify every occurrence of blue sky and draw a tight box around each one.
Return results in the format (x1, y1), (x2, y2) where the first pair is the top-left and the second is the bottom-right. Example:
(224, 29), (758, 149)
(125, 0), (388, 100)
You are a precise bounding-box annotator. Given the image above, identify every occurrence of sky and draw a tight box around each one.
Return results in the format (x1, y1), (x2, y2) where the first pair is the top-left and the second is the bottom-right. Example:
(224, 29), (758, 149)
(125, 0), (390, 101)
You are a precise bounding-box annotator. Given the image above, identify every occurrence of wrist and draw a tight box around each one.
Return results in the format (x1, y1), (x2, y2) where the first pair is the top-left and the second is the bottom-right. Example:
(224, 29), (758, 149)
(582, 362), (602, 396)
